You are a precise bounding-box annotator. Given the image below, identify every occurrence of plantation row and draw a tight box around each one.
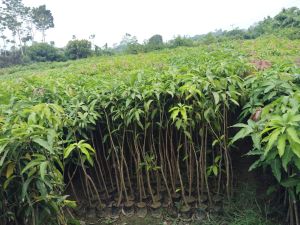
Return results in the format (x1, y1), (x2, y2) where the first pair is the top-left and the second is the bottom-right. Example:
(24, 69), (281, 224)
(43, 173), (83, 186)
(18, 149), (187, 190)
(0, 37), (300, 225)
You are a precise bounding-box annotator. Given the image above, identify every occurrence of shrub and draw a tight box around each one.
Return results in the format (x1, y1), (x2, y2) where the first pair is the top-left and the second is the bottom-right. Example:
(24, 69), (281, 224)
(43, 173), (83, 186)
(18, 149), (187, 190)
(27, 43), (63, 62)
(145, 34), (164, 52)
(65, 40), (92, 60)
(0, 51), (24, 68)
(168, 36), (194, 48)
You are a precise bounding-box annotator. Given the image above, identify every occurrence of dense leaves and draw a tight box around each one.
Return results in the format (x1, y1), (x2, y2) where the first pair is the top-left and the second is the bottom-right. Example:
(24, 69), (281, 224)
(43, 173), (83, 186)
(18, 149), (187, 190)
(0, 36), (299, 224)
(231, 52), (300, 224)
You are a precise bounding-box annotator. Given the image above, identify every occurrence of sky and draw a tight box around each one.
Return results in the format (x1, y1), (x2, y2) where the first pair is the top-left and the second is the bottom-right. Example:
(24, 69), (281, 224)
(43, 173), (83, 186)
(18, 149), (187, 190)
(23, 0), (300, 47)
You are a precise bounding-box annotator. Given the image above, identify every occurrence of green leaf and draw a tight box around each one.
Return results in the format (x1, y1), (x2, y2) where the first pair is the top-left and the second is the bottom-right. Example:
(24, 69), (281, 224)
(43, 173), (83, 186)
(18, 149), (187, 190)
(251, 133), (261, 150)
(282, 148), (293, 171)
(6, 162), (15, 178)
(296, 184), (300, 195)
(64, 200), (77, 208)
(265, 129), (281, 154)
(231, 127), (252, 144)
(290, 142), (300, 158)
(287, 127), (300, 144)
(4, 175), (16, 189)
(180, 109), (187, 122)
(21, 177), (34, 201)
(144, 100), (153, 111)
(294, 158), (300, 171)
(170, 109), (179, 121)
(266, 185), (277, 196)
(281, 177), (300, 188)
(212, 165), (218, 176)
(0, 143), (8, 154)
(81, 147), (93, 166)
(249, 159), (261, 171)
(36, 180), (47, 197)
(212, 139), (219, 147)
(231, 123), (249, 128)
(81, 143), (95, 153)
(230, 98), (239, 106)
(212, 92), (219, 105)
(277, 134), (286, 157)
(184, 131), (192, 140)
(271, 158), (281, 182)
(175, 119), (182, 130)
(0, 150), (9, 167)
(21, 161), (41, 174)
(214, 155), (221, 163)
(64, 144), (76, 159)
(33, 138), (53, 154)
(40, 161), (48, 180)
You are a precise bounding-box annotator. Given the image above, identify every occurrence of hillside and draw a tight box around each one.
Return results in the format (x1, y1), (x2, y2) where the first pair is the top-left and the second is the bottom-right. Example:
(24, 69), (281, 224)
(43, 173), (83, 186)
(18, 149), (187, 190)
(1, 36), (300, 225)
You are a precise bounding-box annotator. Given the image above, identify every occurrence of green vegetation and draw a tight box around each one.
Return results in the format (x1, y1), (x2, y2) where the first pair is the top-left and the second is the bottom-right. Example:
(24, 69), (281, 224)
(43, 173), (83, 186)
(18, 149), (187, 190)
(65, 40), (92, 60)
(27, 43), (65, 62)
(1, 0), (300, 68)
(231, 44), (300, 224)
(0, 36), (299, 225)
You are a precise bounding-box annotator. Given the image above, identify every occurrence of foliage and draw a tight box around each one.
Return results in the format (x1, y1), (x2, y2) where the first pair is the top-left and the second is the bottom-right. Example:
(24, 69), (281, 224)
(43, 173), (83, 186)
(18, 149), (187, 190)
(32, 5), (54, 42)
(65, 40), (92, 60)
(231, 50), (300, 223)
(27, 43), (64, 62)
(168, 36), (194, 48)
(145, 34), (164, 52)
(0, 36), (299, 225)
(0, 51), (24, 68)
(203, 184), (278, 225)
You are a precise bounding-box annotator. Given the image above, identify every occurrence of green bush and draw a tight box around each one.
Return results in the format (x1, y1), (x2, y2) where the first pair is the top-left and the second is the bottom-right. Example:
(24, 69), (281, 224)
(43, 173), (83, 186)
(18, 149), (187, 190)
(0, 51), (24, 68)
(168, 36), (194, 48)
(27, 43), (64, 62)
(65, 40), (92, 60)
(145, 34), (164, 52)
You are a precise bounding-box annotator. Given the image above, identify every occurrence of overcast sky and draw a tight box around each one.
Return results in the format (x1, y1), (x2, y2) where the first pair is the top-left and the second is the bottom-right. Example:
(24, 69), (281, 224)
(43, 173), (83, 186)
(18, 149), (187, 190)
(23, 0), (300, 47)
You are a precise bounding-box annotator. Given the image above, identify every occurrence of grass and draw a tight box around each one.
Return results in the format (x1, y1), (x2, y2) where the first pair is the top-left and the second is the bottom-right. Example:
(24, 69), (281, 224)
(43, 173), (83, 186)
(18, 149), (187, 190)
(202, 184), (279, 225)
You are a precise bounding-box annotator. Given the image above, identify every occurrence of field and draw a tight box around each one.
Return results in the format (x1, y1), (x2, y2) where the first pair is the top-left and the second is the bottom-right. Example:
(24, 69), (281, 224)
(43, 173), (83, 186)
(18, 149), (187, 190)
(1, 36), (300, 225)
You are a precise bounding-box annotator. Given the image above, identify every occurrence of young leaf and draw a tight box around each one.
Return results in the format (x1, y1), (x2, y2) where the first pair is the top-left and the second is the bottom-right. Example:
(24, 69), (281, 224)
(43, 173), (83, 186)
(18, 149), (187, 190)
(264, 129), (281, 154)
(33, 138), (53, 154)
(212, 92), (219, 105)
(231, 127), (252, 144)
(277, 134), (286, 157)
(271, 158), (281, 182)
(21, 177), (34, 201)
(64, 144), (76, 159)
(40, 161), (48, 180)
(287, 127), (300, 144)
(21, 161), (41, 174)
(212, 165), (218, 176)
(6, 162), (15, 178)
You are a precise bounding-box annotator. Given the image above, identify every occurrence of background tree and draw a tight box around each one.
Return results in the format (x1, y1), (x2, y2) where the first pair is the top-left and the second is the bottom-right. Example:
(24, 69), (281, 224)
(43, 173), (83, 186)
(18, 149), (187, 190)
(145, 34), (164, 51)
(65, 39), (92, 60)
(2, 0), (28, 55)
(274, 7), (300, 28)
(27, 42), (63, 62)
(168, 35), (194, 48)
(32, 5), (54, 42)
(0, 13), (8, 56)
(89, 34), (95, 50)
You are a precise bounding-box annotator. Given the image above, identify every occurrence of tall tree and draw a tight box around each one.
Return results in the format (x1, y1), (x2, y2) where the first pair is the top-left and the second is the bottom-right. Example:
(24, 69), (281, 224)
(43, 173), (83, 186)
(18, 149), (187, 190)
(146, 34), (164, 51)
(0, 11), (7, 55)
(32, 5), (54, 42)
(89, 34), (95, 49)
(2, 0), (28, 55)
